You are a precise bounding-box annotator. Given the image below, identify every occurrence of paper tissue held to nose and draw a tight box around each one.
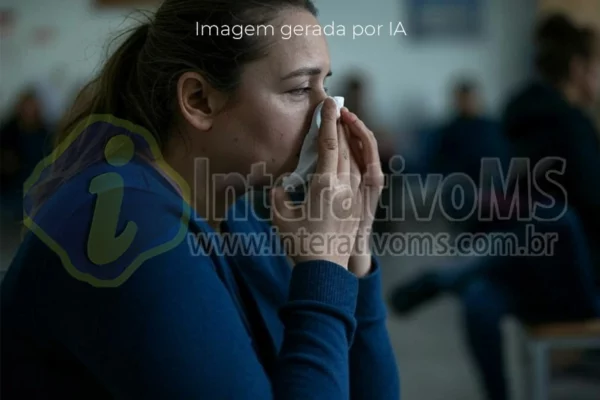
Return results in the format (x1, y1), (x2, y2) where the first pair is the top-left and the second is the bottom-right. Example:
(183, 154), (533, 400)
(281, 96), (345, 190)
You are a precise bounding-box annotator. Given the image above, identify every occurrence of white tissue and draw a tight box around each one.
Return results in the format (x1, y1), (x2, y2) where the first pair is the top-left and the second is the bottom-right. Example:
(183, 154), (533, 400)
(282, 96), (345, 190)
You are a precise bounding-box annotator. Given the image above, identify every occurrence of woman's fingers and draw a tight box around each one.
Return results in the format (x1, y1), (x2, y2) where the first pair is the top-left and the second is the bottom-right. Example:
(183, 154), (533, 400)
(341, 109), (378, 165)
(337, 120), (351, 179)
(346, 130), (362, 194)
(315, 98), (340, 187)
(341, 109), (385, 189)
(348, 135), (364, 173)
(338, 121), (362, 193)
(341, 108), (367, 176)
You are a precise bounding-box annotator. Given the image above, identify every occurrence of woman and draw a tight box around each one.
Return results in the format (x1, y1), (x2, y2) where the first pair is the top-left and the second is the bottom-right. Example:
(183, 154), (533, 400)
(1, 0), (399, 399)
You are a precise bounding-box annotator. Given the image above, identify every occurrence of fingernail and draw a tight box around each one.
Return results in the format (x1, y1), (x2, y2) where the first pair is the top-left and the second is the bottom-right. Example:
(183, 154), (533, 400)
(320, 98), (339, 123)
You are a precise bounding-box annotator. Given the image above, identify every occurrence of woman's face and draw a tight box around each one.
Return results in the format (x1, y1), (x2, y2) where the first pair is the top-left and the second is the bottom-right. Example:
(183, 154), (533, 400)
(207, 9), (331, 188)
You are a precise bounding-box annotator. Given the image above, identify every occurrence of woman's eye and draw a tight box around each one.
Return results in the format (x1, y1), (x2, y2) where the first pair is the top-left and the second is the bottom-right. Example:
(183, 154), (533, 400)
(289, 87), (312, 96)
(288, 86), (329, 96)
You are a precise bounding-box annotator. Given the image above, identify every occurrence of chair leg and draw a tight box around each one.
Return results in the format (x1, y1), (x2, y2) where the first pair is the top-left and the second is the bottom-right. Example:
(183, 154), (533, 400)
(530, 341), (550, 400)
(503, 318), (529, 400)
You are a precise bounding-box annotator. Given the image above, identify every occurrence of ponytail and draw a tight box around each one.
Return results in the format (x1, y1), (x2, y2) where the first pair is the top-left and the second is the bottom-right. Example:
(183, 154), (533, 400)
(56, 22), (151, 146)
(29, 22), (153, 222)
(29, 0), (321, 223)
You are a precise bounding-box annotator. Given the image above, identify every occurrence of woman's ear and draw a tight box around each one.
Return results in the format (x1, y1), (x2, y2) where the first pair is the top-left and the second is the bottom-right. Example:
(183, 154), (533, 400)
(177, 72), (227, 132)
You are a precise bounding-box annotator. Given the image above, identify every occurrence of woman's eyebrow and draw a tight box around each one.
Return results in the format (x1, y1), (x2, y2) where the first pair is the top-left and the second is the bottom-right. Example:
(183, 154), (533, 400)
(280, 67), (332, 80)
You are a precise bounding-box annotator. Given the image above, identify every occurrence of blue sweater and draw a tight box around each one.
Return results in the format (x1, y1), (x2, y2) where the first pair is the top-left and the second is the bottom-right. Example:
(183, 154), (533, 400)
(1, 154), (400, 399)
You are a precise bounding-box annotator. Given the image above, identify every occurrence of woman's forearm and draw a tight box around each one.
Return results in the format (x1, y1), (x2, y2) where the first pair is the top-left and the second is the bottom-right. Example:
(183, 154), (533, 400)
(349, 257), (401, 399)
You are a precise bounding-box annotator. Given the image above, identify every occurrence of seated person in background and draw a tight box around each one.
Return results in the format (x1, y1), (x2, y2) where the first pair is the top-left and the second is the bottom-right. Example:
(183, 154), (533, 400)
(390, 13), (600, 400)
(504, 16), (600, 276)
(435, 79), (510, 182)
(433, 79), (512, 233)
(0, 88), (51, 222)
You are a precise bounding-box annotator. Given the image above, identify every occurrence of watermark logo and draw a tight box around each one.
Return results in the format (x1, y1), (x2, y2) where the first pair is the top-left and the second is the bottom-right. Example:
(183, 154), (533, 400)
(22, 118), (570, 280)
(22, 115), (192, 288)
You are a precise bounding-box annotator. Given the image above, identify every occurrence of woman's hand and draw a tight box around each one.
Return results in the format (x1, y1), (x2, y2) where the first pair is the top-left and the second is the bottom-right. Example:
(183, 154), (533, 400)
(271, 98), (363, 269)
(340, 108), (385, 277)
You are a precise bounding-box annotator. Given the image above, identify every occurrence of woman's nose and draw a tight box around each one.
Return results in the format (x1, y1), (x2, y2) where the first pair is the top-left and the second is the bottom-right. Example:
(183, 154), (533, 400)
(314, 91), (329, 106)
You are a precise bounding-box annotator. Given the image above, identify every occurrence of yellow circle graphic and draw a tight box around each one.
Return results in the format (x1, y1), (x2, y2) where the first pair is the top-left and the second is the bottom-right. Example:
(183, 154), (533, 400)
(104, 135), (135, 167)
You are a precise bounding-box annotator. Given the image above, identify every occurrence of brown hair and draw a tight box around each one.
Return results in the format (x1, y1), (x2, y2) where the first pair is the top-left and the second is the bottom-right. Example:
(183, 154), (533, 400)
(535, 13), (598, 85)
(57, 0), (318, 147)
(26, 0), (318, 224)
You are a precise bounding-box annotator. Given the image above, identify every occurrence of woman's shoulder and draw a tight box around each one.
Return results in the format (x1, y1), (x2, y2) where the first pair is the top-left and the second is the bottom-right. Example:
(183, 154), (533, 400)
(25, 158), (190, 250)
(22, 158), (196, 287)
(29, 158), (177, 217)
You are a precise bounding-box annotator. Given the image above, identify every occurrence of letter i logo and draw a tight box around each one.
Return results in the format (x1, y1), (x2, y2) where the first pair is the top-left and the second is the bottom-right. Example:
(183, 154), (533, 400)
(87, 135), (138, 265)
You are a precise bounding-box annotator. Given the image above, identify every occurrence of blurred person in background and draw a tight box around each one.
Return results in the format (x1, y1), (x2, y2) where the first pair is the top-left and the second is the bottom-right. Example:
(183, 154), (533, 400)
(0, 88), (51, 223)
(390, 13), (600, 400)
(434, 79), (509, 183)
(504, 14), (600, 265)
(433, 79), (512, 233)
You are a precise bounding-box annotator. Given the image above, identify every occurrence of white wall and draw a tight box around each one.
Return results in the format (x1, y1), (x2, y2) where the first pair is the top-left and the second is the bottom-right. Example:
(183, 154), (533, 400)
(318, 0), (536, 156)
(0, 0), (152, 119)
(1, 0), (536, 149)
